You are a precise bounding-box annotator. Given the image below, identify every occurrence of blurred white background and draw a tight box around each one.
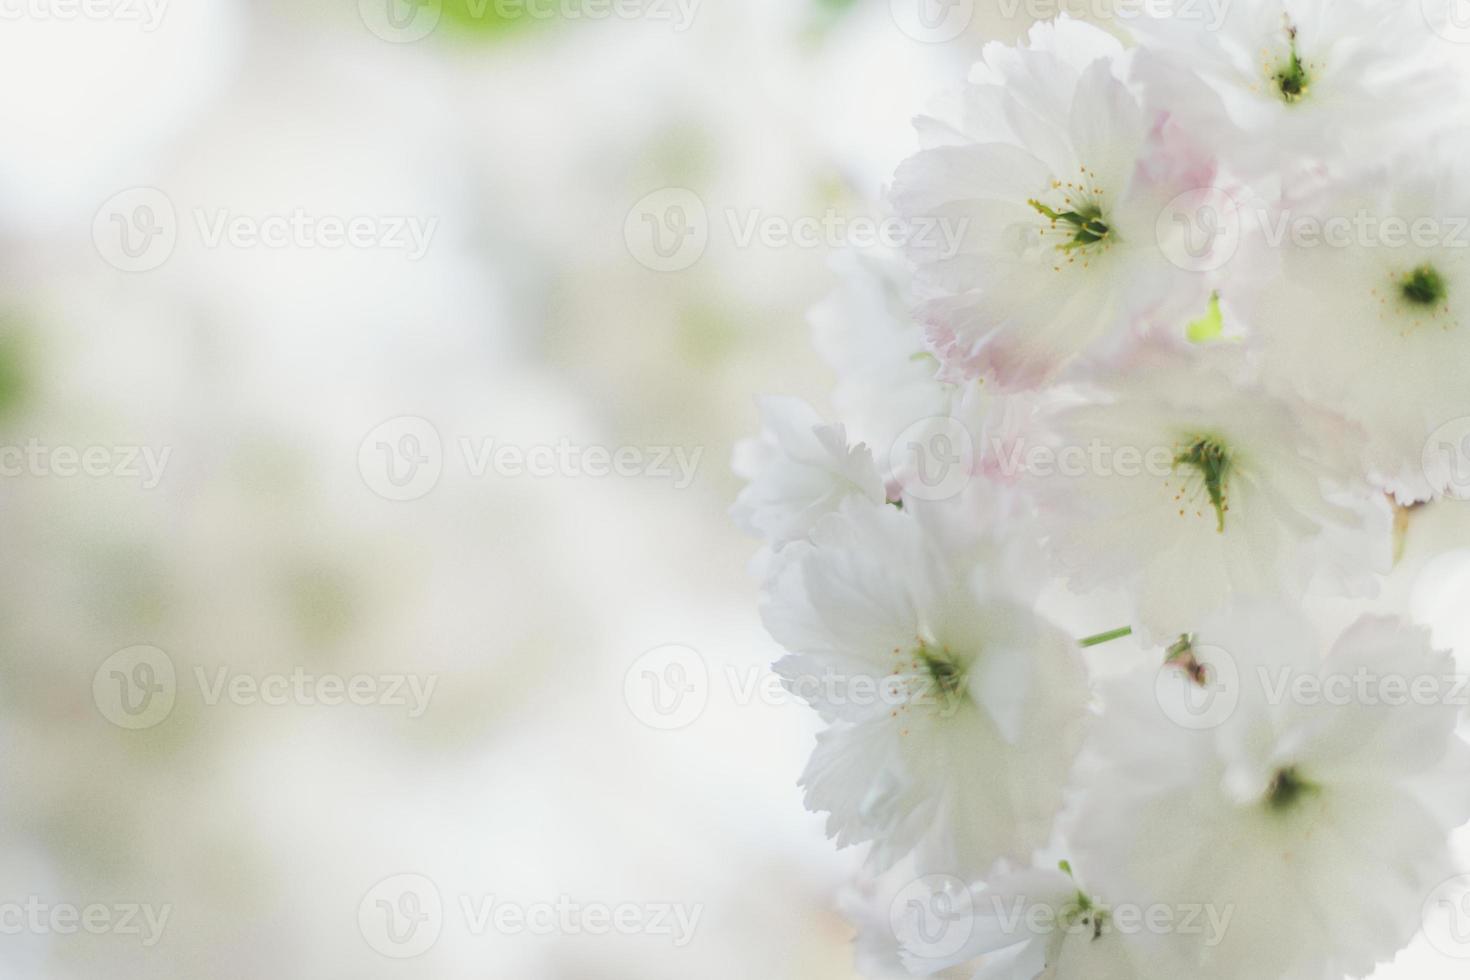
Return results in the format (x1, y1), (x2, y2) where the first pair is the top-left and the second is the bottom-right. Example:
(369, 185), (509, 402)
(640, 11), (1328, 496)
(3, 0), (1470, 977)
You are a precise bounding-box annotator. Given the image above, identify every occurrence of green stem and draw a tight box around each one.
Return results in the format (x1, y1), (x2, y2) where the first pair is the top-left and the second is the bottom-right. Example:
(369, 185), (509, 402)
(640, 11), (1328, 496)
(1078, 626), (1133, 648)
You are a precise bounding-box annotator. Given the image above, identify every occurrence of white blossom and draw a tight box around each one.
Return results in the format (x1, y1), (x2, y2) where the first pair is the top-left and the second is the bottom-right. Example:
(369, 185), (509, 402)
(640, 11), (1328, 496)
(1033, 346), (1388, 639)
(890, 16), (1216, 388)
(1126, 0), (1455, 181)
(1070, 605), (1470, 980)
(731, 395), (885, 550)
(762, 499), (1088, 876)
(1246, 165), (1470, 502)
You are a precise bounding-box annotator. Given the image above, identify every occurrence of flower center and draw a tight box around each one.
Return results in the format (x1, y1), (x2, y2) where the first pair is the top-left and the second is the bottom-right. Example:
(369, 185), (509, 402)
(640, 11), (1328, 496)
(1266, 766), (1319, 813)
(1400, 264), (1447, 308)
(1171, 436), (1232, 532)
(1165, 634), (1212, 685)
(917, 642), (968, 704)
(1029, 198), (1111, 251)
(1060, 891), (1109, 941)
(1273, 25), (1310, 104)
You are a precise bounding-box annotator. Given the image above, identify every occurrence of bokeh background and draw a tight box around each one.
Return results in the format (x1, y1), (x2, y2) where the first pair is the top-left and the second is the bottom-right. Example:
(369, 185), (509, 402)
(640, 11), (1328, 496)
(3, 0), (1470, 977)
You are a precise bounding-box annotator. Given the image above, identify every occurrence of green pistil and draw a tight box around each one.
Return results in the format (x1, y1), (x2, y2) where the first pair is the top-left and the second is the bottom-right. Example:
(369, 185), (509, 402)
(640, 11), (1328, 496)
(1277, 52), (1307, 102)
(1173, 437), (1232, 532)
(1029, 199), (1111, 250)
(1266, 766), (1319, 813)
(1275, 29), (1310, 103)
(1061, 890), (1109, 941)
(918, 644), (966, 702)
(1401, 264), (1447, 307)
(1056, 863), (1108, 940)
(1186, 293), (1224, 343)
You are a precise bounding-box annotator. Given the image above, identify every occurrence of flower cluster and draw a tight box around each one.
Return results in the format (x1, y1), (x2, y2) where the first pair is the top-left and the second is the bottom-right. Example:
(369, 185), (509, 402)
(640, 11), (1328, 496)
(735, 7), (1470, 979)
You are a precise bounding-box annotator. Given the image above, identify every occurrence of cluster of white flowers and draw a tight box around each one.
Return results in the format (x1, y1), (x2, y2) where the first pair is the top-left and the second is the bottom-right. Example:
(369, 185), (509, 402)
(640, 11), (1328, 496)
(735, 5), (1470, 978)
